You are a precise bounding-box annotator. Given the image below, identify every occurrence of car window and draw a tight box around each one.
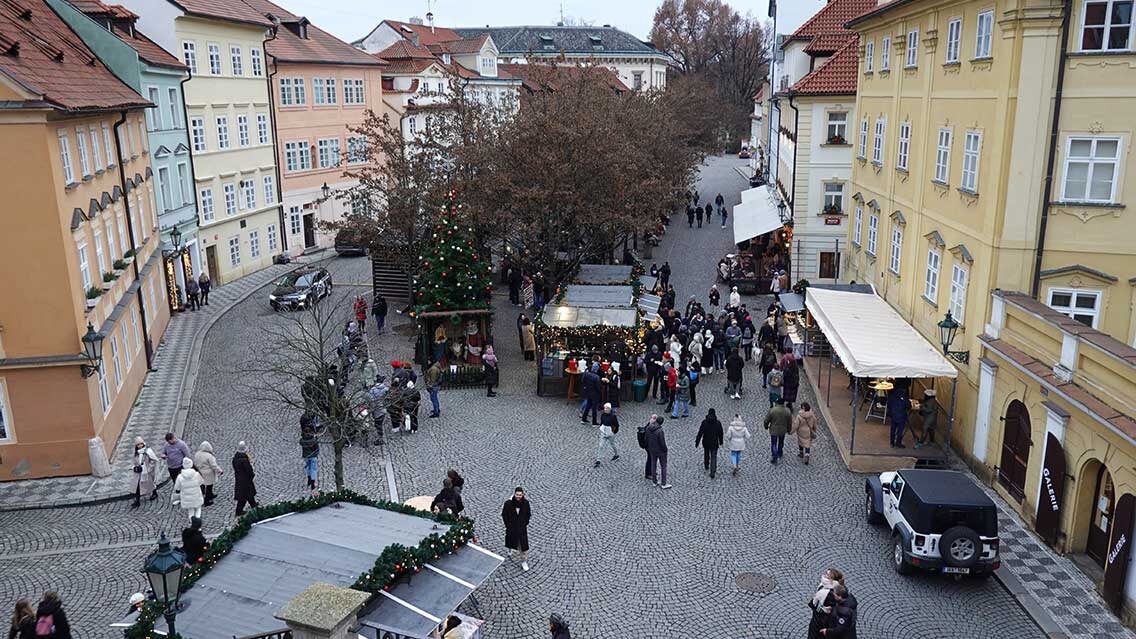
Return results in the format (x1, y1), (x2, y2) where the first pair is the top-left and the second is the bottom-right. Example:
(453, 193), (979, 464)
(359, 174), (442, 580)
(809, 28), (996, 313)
(891, 475), (905, 495)
(931, 506), (997, 536)
(295, 273), (315, 288)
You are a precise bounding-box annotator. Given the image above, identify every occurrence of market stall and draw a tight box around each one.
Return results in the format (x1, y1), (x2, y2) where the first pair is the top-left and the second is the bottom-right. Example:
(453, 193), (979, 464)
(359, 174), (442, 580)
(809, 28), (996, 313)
(414, 309), (494, 387)
(535, 305), (641, 398)
(727, 185), (792, 294)
(575, 264), (635, 285)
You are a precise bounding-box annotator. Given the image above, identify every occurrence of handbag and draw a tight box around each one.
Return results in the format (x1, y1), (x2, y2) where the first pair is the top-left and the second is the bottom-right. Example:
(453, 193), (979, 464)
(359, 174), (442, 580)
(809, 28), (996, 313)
(134, 465), (143, 473)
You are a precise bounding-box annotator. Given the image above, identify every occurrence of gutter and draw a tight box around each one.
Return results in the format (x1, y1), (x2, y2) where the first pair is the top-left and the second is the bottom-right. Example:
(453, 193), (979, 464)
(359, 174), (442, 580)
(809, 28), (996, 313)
(113, 110), (154, 370)
(263, 23), (288, 253)
(1031, 0), (1073, 299)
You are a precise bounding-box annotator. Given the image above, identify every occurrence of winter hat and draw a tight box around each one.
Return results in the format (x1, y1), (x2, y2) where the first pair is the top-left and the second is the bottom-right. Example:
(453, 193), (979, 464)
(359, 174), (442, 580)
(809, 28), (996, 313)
(198, 441), (212, 453)
(236, 441), (248, 453)
(611, 361), (621, 374)
(182, 457), (194, 469)
(924, 389), (937, 398)
(134, 436), (144, 446)
(128, 593), (145, 606)
(390, 359), (401, 368)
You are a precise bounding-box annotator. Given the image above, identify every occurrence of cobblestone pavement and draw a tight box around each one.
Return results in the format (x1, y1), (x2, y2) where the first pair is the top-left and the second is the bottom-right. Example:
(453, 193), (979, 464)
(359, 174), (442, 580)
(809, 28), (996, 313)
(0, 156), (1048, 638)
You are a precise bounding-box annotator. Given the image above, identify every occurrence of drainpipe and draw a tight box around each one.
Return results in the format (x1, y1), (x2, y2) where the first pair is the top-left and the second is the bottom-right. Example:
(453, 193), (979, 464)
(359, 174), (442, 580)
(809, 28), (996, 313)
(263, 23), (288, 254)
(179, 66), (202, 278)
(1031, 0), (1073, 299)
(113, 110), (154, 370)
(788, 94), (801, 280)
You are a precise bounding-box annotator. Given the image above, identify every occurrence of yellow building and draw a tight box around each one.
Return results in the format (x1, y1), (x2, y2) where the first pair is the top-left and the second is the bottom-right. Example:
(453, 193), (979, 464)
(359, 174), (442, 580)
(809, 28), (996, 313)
(0, 1), (170, 479)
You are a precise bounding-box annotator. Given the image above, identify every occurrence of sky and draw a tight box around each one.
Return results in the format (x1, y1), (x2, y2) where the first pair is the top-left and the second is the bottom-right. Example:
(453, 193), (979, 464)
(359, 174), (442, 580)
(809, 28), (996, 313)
(272, 0), (827, 45)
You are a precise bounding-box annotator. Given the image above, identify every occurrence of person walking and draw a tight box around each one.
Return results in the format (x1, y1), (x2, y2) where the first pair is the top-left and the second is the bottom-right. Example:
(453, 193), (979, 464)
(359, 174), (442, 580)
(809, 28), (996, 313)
(695, 205), (703, 227)
(579, 365), (601, 425)
(725, 349), (744, 399)
(695, 408), (724, 478)
(371, 293), (388, 334)
(887, 386), (910, 448)
(686, 205), (695, 228)
(793, 402), (818, 464)
(181, 516), (208, 565)
(300, 428), (319, 490)
(659, 262), (671, 289)
(483, 346), (499, 397)
(820, 585), (858, 638)
(197, 272), (211, 306)
(8, 598), (35, 639)
(645, 415), (671, 489)
(720, 203), (729, 228)
(594, 403), (620, 467)
(700, 330), (715, 377)
(714, 192), (724, 211)
(741, 324), (754, 362)
(764, 398), (793, 464)
(766, 365), (784, 408)
(521, 316), (536, 361)
(160, 433), (192, 484)
(671, 368), (690, 418)
(353, 295), (368, 334)
(425, 359), (443, 418)
(404, 381), (421, 432)
(915, 389), (939, 448)
(171, 458), (204, 522)
(704, 202), (713, 227)
(33, 593), (70, 639)
(502, 487), (531, 571)
(663, 361), (678, 412)
(782, 359), (800, 413)
(808, 568), (845, 639)
(725, 414), (752, 475)
(184, 276), (200, 311)
(759, 343), (777, 389)
(431, 478), (464, 516)
(232, 441), (258, 516)
(548, 613), (572, 639)
(129, 436), (159, 508)
(192, 441), (223, 507)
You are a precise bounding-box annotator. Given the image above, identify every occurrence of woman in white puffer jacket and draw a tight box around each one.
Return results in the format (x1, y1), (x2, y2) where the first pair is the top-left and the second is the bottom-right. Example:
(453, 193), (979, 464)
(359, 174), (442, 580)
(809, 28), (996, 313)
(172, 457), (205, 521)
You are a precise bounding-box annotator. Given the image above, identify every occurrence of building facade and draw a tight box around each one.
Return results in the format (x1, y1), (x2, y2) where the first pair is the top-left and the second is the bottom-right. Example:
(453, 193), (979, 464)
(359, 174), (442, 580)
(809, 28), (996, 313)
(120, 0), (284, 284)
(0, 0), (170, 480)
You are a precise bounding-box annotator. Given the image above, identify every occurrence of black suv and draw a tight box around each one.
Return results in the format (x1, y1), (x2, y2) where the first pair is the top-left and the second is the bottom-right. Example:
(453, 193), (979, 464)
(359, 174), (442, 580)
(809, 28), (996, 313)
(866, 469), (1000, 578)
(269, 267), (332, 311)
(334, 229), (369, 256)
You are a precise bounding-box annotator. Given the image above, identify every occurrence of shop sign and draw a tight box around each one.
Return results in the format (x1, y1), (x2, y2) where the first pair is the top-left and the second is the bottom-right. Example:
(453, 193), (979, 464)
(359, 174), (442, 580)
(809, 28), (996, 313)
(824, 217), (842, 225)
(1035, 433), (1066, 547)
(1103, 493), (1135, 613)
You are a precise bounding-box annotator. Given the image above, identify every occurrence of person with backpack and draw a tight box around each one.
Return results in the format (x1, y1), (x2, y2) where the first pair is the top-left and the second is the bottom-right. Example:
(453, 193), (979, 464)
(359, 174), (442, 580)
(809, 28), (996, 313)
(695, 408), (724, 478)
(686, 357), (700, 407)
(759, 343), (778, 389)
(725, 415), (752, 475)
(766, 365), (784, 408)
(8, 599), (35, 639)
(645, 415), (672, 489)
(33, 592), (69, 639)
(594, 403), (620, 467)
(764, 398), (793, 464)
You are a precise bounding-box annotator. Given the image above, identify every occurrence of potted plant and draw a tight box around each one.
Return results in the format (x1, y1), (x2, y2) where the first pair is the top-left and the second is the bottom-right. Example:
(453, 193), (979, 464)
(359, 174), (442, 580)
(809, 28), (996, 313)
(86, 286), (103, 308)
(123, 248), (135, 264)
(112, 258), (127, 271)
(102, 271), (117, 289)
(823, 203), (843, 215)
(827, 134), (847, 145)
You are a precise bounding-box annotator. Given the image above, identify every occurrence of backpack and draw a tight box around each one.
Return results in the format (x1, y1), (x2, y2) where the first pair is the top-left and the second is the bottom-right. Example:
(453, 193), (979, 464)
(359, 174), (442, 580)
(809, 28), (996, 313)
(768, 369), (784, 387)
(35, 615), (53, 636)
(636, 425), (648, 449)
(688, 370), (699, 382)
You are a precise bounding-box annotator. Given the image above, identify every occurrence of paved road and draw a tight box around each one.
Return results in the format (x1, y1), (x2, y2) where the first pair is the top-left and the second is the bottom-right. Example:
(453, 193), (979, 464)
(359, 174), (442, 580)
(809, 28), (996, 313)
(0, 156), (1040, 638)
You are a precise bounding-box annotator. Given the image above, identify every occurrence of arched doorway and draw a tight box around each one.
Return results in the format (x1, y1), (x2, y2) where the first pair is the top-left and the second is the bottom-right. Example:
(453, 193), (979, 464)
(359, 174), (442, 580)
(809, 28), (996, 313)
(998, 400), (1032, 502)
(1086, 464), (1116, 567)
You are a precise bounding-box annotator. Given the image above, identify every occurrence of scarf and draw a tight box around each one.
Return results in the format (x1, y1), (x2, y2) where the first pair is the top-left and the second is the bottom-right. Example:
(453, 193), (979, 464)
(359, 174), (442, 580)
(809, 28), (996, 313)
(811, 575), (837, 609)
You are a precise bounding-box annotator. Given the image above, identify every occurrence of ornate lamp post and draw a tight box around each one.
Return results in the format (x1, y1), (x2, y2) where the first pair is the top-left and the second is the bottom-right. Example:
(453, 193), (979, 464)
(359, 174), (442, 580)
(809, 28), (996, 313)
(937, 311), (970, 364)
(170, 224), (183, 253)
(143, 533), (186, 637)
(79, 322), (104, 378)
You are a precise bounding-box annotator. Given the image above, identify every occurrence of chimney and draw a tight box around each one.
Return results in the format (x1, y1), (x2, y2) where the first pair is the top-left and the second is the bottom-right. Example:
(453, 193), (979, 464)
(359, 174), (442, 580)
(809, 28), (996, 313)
(426, 11), (434, 33)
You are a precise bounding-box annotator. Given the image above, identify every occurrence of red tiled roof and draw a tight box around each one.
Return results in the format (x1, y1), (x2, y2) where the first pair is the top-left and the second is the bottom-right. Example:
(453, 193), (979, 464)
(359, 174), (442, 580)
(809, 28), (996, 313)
(238, 0), (382, 66)
(498, 62), (628, 94)
(0, 0), (148, 111)
(804, 32), (851, 55)
(124, 28), (184, 69)
(790, 36), (859, 95)
(380, 58), (441, 75)
(382, 19), (462, 47)
(375, 39), (436, 60)
(168, 0), (272, 28)
(789, 0), (877, 42)
(72, 0), (184, 69)
(427, 33), (488, 55)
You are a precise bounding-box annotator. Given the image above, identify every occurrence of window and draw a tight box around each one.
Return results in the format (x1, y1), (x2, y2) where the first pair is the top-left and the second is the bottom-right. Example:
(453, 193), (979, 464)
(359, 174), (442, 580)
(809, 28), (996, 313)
(165, 86), (180, 127)
(190, 118), (206, 151)
(313, 78), (337, 105)
(125, 119), (135, 156)
(284, 141), (312, 172)
(1081, 0), (1133, 50)
(98, 366), (110, 415)
(229, 45), (243, 76)
(58, 131), (74, 183)
(924, 247), (942, 302)
(1048, 288), (1101, 327)
(110, 336), (122, 389)
(962, 130), (982, 192)
(289, 207), (302, 235)
(344, 79), (365, 104)
(237, 115), (249, 147)
(975, 11), (994, 58)
(216, 116), (229, 149)
(949, 263), (969, 319)
(241, 179), (256, 210)
(317, 138), (341, 168)
(946, 18), (962, 63)
(256, 113), (269, 144)
(409, 116), (417, 135)
(250, 48), (263, 76)
(158, 166), (172, 210)
(867, 213), (879, 255)
(223, 183), (236, 216)
(897, 121), (911, 170)
(279, 78), (306, 105)
(177, 162), (190, 205)
(267, 224), (278, 252)
(102, 123), (114, 166)
(207, 43), (221, 75)
(117, 214), (129, 254)
(88, 126), (103, 170)
(182, 41), (197, 73)
(248, 229), (261, 259)
(889, 226), (903, 274)
(632, 71), (643, 90)
(865, 40), (875, 72)
(858, 118), (869, 158)
(826, 112), (847, 143)
(131, 311), (141, 355)
(347, 136), (368, 164)
(872, 117), (886, 164)
(122, 321), (132, 370)
(94, 229), (107, 274)
(935, 128), (952, 183)
(200, 187), (215, 221)
(146, 86), (161, 130)
(77, 242), (91, 290)
(881, 36), (891, 69)
(263, 175), (276, 205)
(228, 235), (241, 267)
(906, 29), (919, 67)
(823, 183), (844, 213)
(75, 128), (91, 177)
(853, 205), (863, 245)
(1062, 137), (1120, 202)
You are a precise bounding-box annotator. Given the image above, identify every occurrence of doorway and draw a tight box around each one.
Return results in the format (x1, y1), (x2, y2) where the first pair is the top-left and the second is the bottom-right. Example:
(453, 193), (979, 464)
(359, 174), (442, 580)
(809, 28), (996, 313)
(302, 213), (317, 249)
(819, 251), (839, 280)
(1087, 465), (1116, 567)
(205, 245), (220, 286)
(998, 400), (1032, 502)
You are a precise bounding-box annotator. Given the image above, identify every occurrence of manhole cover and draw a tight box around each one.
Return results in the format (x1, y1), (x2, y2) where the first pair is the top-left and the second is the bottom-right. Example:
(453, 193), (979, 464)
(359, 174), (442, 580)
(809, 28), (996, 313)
(735, 572), (776, 594)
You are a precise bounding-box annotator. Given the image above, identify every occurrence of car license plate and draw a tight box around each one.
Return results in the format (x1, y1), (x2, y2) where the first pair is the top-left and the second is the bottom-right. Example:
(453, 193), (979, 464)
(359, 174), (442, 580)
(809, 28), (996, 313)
(943, 567), (970, 574)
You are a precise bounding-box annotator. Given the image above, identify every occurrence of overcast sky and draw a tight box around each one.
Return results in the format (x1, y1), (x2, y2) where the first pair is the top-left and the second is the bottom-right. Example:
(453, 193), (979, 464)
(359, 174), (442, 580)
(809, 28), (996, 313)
(273, 0), (827, 44)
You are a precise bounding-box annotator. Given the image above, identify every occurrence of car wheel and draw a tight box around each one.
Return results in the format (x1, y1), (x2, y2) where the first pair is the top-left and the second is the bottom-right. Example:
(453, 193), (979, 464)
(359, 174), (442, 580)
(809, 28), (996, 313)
(940, 526), (981, 568)
(866, 492), (883, 525)
(893, 535), (911, 575)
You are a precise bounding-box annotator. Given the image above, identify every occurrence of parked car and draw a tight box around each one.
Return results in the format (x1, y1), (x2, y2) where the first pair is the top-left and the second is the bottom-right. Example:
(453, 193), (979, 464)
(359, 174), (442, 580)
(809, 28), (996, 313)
(335, 229), (369, 256)
(738, 147), (751, 159)
(866, 469), (1000, 578)
(269, 267), (332, 311)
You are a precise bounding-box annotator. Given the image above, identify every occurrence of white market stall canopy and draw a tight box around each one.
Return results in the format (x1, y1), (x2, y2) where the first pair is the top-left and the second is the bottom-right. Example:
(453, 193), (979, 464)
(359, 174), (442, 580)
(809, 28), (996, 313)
(542, 304), (639, 328)
(576, 264), (634, 285)
(733, 185), (783, 245)
(562, 285), (635, 308)
(805, 287), (958, 379)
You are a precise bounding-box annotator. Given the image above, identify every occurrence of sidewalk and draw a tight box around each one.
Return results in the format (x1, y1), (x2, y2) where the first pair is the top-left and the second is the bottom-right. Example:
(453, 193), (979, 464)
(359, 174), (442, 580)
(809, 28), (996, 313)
(0, 261), (302, 510)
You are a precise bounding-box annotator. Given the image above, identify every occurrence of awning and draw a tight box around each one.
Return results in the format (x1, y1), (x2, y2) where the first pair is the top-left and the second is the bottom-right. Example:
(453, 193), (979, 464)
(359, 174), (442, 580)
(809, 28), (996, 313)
(733, 185), (783, 245)
(740, 186), (763, 203)
(541, 304), (639, 328)
(778, 292), (805, 313)
(562, 285), (635, 308)
(638, 293), (661, 322)
(575, 264), (633, 285)
(805, 287), (957, 379)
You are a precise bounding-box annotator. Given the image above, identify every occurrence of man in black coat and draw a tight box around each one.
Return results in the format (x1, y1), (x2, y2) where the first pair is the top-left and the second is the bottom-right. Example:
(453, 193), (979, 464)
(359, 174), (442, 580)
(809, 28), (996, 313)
(502, 487), (531, 571)
(645, 415), (671, 489)
(821, 585), (858, 638)
(181, 516), (208, 565)
(695, 408), (724, 478)
(725, 349), (745, 399)
(232, 442), (258, 516)
(686, 206), (695, 227)
(659, 262), (671, 289)
(579, 367), (601, 425)
(371, 293), (388, 334)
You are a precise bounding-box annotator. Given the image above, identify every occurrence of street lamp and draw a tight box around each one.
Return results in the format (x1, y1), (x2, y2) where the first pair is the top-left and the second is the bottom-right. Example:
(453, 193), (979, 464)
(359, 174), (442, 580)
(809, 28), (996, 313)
(937, 311), (970, 364)
(777, 199), (788, 225)
(321, 182), (330, 202)
(143, 533), (186, 637)
(79, 322), (104, 378)
(170, 225), (182, 252)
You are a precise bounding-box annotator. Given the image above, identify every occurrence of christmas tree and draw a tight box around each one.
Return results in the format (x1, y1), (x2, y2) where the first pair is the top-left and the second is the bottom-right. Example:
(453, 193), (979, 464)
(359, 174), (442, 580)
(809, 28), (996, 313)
(412, 192), (493, 314)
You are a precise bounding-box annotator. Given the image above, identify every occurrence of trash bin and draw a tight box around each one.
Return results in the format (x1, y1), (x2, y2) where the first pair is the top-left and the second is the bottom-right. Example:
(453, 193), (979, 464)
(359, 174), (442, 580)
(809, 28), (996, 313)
(633, 379), (648, 403)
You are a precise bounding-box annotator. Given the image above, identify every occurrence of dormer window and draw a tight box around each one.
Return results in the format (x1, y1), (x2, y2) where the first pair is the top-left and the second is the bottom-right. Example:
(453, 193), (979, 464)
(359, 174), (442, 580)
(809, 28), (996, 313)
(539, 34), (554, 51)
(442, 53), (451, 64)
(589, 35), (603, 51)
(401, 25), (413, 33)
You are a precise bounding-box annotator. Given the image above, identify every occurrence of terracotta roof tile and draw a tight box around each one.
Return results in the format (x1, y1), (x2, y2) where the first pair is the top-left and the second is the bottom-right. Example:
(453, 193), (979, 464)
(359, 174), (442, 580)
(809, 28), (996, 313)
(790, 0), (878, 41)
(71, 1), (183, 69)
(170, 0), (271, 27)
(790, 37), (858, 95)
(376, 39), (436, 60)
(498, 62), (627, 93)
(381, 19), (462, 47)
(427, 33), (488, 55)
(237, 0), (381, 66)
(804, 32), (850, 54)
(0, 0), (148, 111)
(380, 58), (440, 75)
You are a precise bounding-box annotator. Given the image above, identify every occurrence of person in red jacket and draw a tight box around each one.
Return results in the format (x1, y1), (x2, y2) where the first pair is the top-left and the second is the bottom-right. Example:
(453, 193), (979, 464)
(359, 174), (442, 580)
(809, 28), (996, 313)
(352, 295), (368, 334)
(664, 362), (678, 413)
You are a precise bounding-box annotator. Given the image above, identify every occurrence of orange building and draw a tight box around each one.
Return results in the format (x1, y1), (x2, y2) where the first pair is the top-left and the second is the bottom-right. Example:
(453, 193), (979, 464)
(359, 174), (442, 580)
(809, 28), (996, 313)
(0, 1), (170, 480)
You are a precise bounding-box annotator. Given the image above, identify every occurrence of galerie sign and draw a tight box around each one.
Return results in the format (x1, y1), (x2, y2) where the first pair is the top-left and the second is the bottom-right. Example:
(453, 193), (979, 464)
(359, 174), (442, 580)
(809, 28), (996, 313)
(1034, 433), (1066, 548)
